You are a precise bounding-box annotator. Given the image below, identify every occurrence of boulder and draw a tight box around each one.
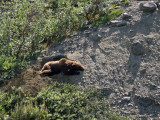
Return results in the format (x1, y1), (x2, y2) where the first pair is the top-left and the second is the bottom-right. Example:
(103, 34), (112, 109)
(131, 40), (145, 55)
(110, 20), (127, 27)
(139, 2), (144, 11)
(122, 97), (131, 103)
(139, 2), (157, 12)
(134, 95), (153, 107)
(122, 12), (132, 20)
(155, 2), (160, 8)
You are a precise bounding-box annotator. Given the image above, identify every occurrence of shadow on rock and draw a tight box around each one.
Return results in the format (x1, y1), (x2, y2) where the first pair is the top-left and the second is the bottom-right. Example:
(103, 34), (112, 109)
(127, 53), (142, 83)
(133, 94), (160, 117)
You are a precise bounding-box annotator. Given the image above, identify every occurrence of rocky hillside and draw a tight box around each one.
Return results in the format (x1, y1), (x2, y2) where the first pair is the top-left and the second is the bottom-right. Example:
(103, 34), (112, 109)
(1, 1), (160, 119)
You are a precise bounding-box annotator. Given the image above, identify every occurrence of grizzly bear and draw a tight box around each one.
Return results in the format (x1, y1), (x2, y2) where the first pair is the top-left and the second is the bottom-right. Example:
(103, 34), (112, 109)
(40, 58), (84, 75)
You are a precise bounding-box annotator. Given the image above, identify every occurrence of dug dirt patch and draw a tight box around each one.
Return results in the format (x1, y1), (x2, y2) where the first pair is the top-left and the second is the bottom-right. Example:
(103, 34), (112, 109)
(1, 58), (84, 96)
(1, 65), (55, 96)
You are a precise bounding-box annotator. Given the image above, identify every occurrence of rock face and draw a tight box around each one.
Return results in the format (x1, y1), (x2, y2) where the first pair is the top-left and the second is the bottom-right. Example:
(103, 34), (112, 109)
(139, 2), (157, 12)
(131, 40), (145, 55)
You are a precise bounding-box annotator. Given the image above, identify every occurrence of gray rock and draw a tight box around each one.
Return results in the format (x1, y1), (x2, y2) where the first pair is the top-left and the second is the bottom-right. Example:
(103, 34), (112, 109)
(84, 30), (91, 36)
(139, 2), (144, 11)
(139, 2), (157, 12)
(134, 95), (153, 107)
(89, 33), (102, 41)
(117, 21), (127, 27)
(155, 2), (160, 8)
(102, 88), (112, 98)
(131, 40), (145, 55)
(110, 20), (120, 25)
(155, 93), (160, 104)
(140, 69), (146, 76)
(122, 97), (131, 102)
(110, 20), (127, 27)
(149, 92), (160, 105)
(117, 97), (131, 105)
(122, 12), (132, 20)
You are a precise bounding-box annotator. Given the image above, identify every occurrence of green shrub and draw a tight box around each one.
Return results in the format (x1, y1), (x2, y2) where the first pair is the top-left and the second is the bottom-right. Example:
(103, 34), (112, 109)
(0, 87), (25, 112)
(35, 83), (130, 120)
(93, 8), (123, 26)
(121, 0), (130, 5)
(10, 102), (50, 120)
(0, 83), (131, 120)
(0, 0), (47, 83)
(0, 91), (7, 119)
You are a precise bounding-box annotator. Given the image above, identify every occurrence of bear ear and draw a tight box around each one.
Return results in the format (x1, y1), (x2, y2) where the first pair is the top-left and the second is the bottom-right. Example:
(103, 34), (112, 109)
(60, 58), (66, 63)
(61, 58), (66, 61)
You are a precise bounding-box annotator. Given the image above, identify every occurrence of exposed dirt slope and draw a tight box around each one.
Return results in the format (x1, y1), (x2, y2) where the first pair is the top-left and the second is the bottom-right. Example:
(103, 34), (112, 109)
(1, 1), (160, 119)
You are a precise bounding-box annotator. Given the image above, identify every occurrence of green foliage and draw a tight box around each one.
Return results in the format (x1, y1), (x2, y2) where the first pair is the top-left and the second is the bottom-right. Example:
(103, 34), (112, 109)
(93, 8), (123, 26)
(121, 0), (130, 5)
(10, 102), (49, 120)
(0, 83), (131, 120)
(0, 87), (50, 120)
(36, 83), (103, 119)
(0, 91), (7, 118)
(0, 0), (47, 83)
(0, 87), (26, 112)
(0, 56), (26, 84)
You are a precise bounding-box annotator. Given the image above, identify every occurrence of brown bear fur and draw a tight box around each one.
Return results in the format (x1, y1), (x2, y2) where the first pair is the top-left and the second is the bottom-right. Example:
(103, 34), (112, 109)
(40, 58), (84, 75)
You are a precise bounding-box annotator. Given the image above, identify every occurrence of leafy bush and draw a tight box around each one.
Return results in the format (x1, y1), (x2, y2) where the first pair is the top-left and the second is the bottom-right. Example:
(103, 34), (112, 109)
(93, 8), (123, 26)
(0, 87), (25, 112)
(0, 0), (47, 83)
(0, 0), (124, 85)
(0, 83), (131, 120)
(9, 102), (49, 120)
